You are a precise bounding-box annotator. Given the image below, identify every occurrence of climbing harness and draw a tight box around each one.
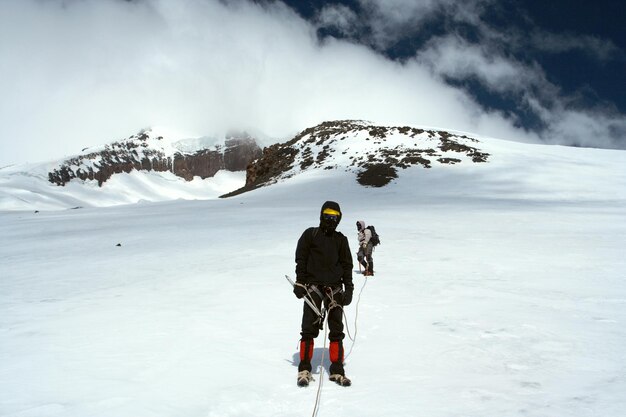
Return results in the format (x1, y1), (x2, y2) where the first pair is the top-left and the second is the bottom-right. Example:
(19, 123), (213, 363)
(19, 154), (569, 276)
(285, 275), (343, 330)
(307, 284), (342, 328)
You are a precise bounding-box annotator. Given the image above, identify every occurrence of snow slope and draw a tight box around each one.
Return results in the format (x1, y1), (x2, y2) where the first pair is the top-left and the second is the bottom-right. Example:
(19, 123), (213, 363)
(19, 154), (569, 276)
(0, 163), (245, 211)
(1, 136), (625, 417)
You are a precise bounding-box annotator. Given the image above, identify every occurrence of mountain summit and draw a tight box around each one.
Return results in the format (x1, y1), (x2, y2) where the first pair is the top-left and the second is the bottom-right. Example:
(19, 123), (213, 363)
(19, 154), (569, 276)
(224, 120), (490, 197)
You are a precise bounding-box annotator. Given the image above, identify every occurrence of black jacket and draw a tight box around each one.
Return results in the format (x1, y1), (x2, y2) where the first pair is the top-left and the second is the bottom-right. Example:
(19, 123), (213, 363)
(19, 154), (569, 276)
(295, 227), (353, 288)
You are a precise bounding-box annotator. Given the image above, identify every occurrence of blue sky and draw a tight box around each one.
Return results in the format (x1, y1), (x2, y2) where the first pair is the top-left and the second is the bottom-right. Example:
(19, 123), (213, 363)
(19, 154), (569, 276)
(0, 0), (624, 167)
(282, 0), (625, 134)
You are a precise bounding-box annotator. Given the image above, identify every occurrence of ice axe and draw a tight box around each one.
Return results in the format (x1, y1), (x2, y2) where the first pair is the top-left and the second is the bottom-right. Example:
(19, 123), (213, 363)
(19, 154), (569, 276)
(285, 275), (325, 327)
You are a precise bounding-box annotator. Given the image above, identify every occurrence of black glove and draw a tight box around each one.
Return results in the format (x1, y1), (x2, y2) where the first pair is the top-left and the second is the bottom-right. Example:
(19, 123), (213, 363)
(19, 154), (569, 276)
(342, 285), (354, 306)
(293, 282), (307, 299)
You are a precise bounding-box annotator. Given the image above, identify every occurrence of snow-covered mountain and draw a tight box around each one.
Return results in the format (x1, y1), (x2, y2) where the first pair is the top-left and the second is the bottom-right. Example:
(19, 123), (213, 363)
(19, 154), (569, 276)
(1, 122), (626, 416)
(47, 127), (262, 186)
(229, 120), (490, 196)
(0, 127), (263, 210)
(0, 120), (497, 210)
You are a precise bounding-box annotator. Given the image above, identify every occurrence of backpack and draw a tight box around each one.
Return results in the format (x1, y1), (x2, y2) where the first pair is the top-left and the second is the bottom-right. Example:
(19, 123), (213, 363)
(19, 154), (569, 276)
(366, 225), (381, 246)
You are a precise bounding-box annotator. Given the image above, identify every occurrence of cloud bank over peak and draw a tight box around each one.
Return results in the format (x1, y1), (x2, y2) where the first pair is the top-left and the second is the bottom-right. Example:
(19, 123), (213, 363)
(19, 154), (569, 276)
(0, 0), (623, 167)
(311, 0), (625, 148)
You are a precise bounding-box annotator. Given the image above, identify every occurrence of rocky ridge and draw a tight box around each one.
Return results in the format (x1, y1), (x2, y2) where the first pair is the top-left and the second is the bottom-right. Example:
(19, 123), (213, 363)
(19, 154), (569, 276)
(48, 129), (262, 186)
(223, 120), (489, 197)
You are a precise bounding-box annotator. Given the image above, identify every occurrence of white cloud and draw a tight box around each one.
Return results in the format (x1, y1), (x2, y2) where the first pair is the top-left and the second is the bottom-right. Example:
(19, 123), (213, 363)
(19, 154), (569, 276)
(316, 4), (359, 37)
(417, 35), (540, 94)
(354, 0), (489, 49)
(530, 31), (623, 62)
(416, 32), (626, 148)
(0, 0), (623, 167)
(543, 106), (626, 149)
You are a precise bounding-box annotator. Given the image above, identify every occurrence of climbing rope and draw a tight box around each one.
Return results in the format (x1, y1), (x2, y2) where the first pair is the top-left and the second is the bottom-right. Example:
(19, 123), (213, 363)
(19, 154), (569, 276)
(311, 320), (328, 417)
(344, 275), (368, 359)
(312, 276), (369, 416)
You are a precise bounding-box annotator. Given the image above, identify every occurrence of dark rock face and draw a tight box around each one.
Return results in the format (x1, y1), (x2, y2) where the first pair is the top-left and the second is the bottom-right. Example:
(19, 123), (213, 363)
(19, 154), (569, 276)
(173, 150), (223, 181)
(48, 132), (262, 186)
(224, 137), (261, 171)
(222, 120), (490, 196)
(356, 164), (399, 187)
(245, 143), (299, 187)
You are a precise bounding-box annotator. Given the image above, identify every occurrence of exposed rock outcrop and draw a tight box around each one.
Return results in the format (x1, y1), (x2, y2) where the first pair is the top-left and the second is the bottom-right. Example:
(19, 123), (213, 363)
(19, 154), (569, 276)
(48, 130), (262, 186)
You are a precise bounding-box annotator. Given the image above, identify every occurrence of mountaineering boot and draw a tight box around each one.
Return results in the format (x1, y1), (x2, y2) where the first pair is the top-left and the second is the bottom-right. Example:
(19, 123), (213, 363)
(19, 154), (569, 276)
(329, 373), (352, 386)
(297, 338), (314, 386)
(297, 370), (314, 387)
(328, 340), (350, 386)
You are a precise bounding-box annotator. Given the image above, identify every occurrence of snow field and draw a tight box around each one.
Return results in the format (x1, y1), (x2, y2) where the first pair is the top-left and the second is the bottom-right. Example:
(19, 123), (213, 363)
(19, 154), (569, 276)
(1, 137), (626, 416)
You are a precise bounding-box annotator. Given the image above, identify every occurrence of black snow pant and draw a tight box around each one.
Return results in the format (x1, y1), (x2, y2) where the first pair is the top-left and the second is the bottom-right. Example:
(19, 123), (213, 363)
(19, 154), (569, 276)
(298, 285), (346, 376)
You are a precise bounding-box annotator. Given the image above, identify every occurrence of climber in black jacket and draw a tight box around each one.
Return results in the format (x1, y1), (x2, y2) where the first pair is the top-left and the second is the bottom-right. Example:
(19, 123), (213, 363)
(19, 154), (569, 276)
(293, 201), (354, 387)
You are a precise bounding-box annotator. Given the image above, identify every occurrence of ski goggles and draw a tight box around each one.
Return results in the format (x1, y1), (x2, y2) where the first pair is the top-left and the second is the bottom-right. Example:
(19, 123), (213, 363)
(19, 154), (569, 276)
(322, 208), (340, 222)
(322, 213), (339, 222)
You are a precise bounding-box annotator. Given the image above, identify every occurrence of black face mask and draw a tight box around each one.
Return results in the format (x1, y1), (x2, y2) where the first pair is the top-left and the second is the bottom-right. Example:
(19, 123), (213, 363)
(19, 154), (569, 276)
(321, 217), (338, 234)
